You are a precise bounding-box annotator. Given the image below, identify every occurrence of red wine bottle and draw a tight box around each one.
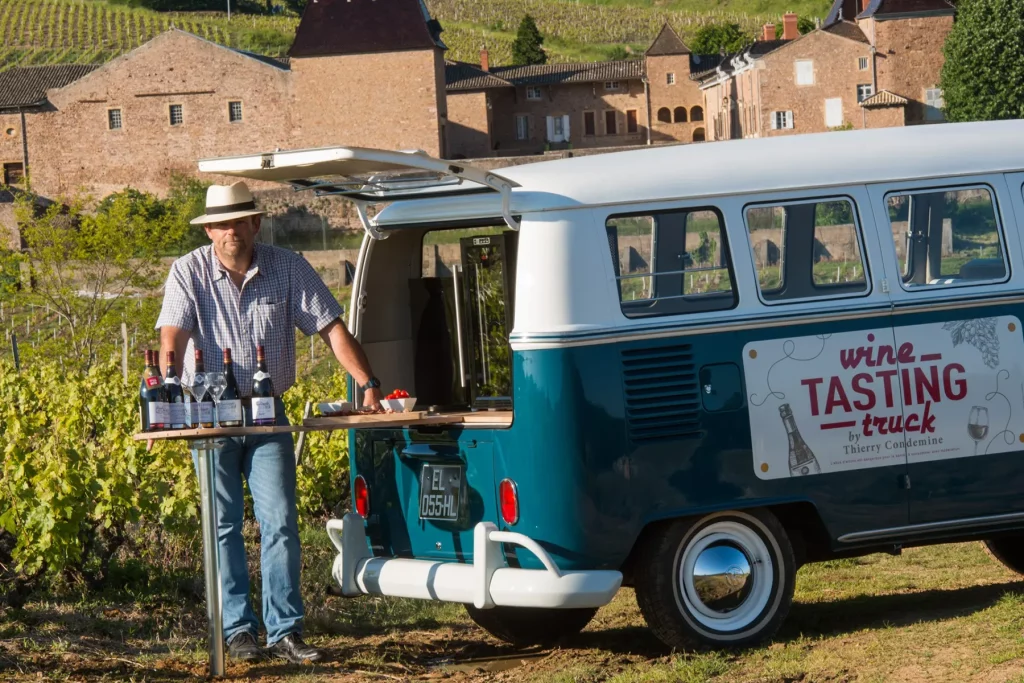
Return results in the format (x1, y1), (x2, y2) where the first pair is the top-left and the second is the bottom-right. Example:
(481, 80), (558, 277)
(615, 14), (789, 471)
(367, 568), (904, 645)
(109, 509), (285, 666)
(193, 348), (214, 428)
(251, 345), (276, 426)
(140, 350), (168, 431)
(219, 348), (243, 427)
(164, 351), (186, 429)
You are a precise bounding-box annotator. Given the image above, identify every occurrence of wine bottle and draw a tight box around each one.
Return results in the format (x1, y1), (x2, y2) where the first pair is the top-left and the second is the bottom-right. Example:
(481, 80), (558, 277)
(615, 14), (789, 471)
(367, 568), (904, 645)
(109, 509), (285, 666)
(140, 350), (169, 431)
(164, 351), (186, 429)
(219, 348), (243, 427)
(193, 348), (215, 428)
(251, 345), (276, 426)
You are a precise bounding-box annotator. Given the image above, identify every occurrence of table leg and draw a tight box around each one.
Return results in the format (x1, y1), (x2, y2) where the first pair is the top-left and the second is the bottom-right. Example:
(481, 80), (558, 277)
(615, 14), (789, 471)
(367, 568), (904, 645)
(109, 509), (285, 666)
(195, 440), (225, 677)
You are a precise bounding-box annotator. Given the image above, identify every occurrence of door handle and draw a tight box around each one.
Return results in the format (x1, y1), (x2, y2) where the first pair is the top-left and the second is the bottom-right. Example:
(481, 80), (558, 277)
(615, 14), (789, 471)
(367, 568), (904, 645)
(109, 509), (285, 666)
(399, 444), (462, 462)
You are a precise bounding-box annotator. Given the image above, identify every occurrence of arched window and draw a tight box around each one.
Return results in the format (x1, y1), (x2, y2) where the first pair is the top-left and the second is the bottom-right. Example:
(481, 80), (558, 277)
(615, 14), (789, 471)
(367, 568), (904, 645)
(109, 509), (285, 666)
(673, 106), (688, 123)
(691, 105), (704, 122)
(657, 107), (671, 123)
(693, 127), (706, 142)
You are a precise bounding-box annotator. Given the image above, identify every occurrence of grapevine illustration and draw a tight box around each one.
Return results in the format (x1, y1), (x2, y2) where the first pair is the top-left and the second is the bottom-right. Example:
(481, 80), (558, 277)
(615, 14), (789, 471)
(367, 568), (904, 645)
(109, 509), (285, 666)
(943, 318), (999, 368)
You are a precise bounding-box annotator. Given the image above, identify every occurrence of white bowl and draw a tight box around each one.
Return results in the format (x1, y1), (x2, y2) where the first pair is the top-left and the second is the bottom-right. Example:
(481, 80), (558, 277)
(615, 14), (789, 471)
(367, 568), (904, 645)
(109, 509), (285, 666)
(317, 401), (353, 415)
(384, 397), (416, 413)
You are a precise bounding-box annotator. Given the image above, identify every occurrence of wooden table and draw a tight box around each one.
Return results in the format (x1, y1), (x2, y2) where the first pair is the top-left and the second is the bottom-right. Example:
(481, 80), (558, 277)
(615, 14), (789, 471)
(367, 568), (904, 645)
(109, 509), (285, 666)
(132, 410), (504, 677)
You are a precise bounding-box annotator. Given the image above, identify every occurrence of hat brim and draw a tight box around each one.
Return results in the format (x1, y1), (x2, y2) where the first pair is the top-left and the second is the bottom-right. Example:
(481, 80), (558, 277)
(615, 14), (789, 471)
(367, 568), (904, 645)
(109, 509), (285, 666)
(190, 209), (265, 226)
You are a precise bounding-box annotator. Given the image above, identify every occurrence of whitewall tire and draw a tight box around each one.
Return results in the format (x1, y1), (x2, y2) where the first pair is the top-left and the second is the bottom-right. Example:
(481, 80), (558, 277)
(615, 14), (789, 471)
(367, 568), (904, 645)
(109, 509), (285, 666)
(635, 508), (795, 649)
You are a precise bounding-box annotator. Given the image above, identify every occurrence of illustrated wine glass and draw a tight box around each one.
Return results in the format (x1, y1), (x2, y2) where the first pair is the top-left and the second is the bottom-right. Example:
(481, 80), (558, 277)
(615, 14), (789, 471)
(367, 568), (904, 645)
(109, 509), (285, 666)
(206, 372), (227, 428)
(968, 406), (989, 456)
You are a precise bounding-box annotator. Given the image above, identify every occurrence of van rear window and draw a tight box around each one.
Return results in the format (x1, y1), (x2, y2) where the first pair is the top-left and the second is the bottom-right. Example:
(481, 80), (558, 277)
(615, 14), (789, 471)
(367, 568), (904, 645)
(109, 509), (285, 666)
(605, 207), (737, 319)
(886, 186), (1007, 288)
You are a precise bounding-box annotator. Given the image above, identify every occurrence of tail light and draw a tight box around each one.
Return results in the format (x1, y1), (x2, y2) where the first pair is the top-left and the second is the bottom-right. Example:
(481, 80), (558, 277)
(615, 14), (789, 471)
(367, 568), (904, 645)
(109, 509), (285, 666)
(354, 475), (370, 518)
(499, 479), (519, 525)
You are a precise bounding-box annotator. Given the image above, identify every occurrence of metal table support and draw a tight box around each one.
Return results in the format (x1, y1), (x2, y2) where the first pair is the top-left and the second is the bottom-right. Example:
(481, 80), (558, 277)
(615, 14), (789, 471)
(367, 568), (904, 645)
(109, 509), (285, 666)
(193, 438), (225, 678)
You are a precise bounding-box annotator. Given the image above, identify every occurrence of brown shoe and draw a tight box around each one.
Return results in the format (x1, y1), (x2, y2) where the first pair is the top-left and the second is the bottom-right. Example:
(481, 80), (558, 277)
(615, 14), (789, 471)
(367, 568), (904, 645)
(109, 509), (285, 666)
(267, 633), (323, 664)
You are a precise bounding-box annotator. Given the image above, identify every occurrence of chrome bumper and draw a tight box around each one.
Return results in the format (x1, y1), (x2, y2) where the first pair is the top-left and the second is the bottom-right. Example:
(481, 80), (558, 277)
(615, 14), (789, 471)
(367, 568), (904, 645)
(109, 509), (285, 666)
(326, 514), (622, 609)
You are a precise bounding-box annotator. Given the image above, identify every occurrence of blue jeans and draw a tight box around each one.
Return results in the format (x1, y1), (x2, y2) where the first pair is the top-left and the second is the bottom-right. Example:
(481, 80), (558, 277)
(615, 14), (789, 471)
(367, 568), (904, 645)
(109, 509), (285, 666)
(193, 398), (303, 645)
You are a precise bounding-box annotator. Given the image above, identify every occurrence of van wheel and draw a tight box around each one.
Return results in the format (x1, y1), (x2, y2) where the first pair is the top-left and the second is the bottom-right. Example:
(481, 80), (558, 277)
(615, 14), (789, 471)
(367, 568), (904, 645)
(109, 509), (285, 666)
(464, 604), (597, 647)
(984, 536), (1024, 575)
(635, 508), (795, 650)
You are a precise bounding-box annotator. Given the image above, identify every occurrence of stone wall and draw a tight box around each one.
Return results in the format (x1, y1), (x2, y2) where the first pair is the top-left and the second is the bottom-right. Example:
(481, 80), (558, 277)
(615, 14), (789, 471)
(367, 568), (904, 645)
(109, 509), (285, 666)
(446, 91), (491, 159)
(0, 114), (25, 183)
(870, 15), (953, 125)
(646, 53), (707, 143)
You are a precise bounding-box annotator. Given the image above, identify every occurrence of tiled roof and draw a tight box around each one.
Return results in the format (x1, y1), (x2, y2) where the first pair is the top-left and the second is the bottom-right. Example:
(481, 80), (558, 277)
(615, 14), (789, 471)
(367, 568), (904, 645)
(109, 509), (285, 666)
(827, 0), (955, 24)
(692, 40), (790, 82)
(236, 50), (289, 70)
(489, 60), (645, 86)
(646, 24), (690, 56)
(445, 61), (512, 91)
(289, 0), (444, 58)
(824, 20), (870, 43)
(860, 89), (909, 107)
(0, 64), (99, 110)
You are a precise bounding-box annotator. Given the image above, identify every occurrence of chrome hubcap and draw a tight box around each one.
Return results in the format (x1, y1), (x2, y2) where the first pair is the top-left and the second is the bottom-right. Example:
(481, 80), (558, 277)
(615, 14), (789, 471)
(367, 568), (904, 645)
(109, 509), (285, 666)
(692, 541), (753, 612)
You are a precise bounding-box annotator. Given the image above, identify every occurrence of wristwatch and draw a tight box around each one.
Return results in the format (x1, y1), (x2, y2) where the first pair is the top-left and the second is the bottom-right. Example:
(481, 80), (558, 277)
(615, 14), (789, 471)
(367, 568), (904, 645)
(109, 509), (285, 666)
(360, 377), (381, 391)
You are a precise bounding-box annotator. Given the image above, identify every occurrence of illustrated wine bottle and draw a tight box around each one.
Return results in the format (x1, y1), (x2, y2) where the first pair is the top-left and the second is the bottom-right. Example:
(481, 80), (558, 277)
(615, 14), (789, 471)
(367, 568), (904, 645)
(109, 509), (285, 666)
(163, 351), (186, 429)
(219, 348), (243, 427)
(193, 348), (215, 428)
(779, 403), (821, 476)
(251, 345), (276, 426)
(140, 350), (168, 432)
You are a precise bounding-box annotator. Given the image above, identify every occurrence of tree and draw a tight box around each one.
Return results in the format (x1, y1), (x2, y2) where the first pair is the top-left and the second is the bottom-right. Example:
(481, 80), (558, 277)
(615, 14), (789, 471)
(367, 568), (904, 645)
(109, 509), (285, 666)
(689, 22), (750, 55)
(511, 14), (546, 66)
(941, 0), (1024, 122)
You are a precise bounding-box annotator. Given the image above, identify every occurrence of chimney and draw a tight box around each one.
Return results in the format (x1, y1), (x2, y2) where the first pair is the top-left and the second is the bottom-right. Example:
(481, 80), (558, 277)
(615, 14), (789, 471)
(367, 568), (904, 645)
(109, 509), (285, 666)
(763, 23), (776, 41)
(782, 13), (799, 40)
(480, 48), (489, 73)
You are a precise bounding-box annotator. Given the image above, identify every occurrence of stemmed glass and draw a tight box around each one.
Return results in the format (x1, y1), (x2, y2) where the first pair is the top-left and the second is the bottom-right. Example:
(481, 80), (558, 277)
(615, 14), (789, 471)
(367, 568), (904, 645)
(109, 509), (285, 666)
(207, 372), (227, 428)
(190, 371), (208, 428)
(968, 406), (989, 456)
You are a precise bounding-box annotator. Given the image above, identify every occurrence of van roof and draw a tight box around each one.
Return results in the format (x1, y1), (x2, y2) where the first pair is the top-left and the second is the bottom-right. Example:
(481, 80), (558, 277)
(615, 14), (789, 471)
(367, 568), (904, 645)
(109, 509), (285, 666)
(376, 120), (1024, 225)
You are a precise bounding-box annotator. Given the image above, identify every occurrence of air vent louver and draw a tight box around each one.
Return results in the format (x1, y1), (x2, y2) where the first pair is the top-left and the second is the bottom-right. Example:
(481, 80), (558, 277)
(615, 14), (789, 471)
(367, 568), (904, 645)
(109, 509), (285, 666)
(622, 344), (701, 442)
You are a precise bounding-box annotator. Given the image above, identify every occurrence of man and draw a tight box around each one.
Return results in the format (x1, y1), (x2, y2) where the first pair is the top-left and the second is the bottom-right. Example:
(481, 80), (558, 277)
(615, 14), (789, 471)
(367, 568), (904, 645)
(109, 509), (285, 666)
(155, 181), (384, 664)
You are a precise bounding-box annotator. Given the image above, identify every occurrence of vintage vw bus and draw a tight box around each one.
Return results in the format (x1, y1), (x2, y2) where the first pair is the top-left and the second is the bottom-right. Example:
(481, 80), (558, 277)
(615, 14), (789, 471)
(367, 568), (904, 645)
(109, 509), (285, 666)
(200, 119), (1024, 649)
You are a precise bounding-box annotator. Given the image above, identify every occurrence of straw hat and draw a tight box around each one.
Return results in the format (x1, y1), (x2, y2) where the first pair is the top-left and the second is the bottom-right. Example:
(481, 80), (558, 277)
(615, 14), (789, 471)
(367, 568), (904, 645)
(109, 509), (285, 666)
(190, 181), (265, 225)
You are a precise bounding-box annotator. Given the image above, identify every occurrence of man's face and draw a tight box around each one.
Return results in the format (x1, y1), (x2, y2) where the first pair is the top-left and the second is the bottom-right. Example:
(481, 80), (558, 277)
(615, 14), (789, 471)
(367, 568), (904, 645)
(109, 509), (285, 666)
(204, 215), (260, 260)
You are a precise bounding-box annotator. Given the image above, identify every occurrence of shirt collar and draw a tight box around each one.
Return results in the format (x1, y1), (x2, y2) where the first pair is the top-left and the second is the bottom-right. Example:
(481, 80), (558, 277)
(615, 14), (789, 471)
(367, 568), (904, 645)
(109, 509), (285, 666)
(211, 243), (262, 282)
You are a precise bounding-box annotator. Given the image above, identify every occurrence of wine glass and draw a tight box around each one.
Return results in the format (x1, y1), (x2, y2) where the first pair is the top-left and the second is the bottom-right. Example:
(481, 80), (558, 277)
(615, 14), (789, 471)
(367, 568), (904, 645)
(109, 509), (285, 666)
(207, 372), (227, 428)
(968, 406), (989, 456)
(186, 372), (207, 427)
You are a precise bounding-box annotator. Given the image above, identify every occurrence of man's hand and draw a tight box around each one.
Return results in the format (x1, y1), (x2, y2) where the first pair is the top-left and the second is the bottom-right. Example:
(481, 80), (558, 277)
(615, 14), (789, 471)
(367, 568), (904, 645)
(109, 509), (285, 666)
(363, 387), (385, 411)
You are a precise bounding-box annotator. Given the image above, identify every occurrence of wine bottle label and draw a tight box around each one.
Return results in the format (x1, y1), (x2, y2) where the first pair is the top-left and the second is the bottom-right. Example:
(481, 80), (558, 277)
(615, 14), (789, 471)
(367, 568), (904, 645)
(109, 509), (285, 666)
(218, 399), (242, 423)
(252, 397), (276, 423)
(148, 402), (171, 426)
(165, 377), (180, 386)
(198, 402), (214, 424)
(168, 402), (186, 426)
(253, 370), (271, 382)
(145, 376), (160, 388)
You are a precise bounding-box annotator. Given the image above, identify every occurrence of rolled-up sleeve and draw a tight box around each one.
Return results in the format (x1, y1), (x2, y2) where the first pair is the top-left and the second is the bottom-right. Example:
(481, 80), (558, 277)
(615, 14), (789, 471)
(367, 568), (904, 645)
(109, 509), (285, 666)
(155, 259), (198, 332)
(292, 255), (344, 336)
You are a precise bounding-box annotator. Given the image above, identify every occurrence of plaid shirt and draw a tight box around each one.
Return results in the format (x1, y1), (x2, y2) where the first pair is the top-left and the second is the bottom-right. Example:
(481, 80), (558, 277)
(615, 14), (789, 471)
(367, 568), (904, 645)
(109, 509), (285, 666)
(155, 243), (343, 395)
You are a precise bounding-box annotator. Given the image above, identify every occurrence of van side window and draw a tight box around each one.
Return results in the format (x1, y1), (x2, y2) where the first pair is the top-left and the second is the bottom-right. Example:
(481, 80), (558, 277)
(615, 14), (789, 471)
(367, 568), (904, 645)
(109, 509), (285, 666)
(606, 207), (736, 318)
(745, 197), (868, 302)
(887, 186), (1006, 287)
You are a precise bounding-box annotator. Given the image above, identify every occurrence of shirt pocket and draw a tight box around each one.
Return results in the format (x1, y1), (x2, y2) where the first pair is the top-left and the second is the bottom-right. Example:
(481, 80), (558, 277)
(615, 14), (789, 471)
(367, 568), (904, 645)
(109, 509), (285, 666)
(253, 299), (287, 347)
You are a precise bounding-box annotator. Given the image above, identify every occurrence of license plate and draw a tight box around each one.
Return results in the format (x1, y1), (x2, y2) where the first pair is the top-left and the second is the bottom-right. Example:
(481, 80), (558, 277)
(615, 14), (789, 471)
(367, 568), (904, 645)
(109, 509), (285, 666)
(418, 464), (463, 521)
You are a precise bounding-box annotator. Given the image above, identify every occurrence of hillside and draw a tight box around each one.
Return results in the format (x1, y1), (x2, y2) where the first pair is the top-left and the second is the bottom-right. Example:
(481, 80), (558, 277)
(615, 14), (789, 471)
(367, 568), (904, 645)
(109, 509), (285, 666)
(0, 0), (833, 71)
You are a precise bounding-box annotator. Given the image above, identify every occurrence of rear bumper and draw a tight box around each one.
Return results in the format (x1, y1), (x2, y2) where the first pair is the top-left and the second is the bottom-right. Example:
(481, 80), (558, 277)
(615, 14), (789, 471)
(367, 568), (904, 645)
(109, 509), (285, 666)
(326, 514), (622, 609)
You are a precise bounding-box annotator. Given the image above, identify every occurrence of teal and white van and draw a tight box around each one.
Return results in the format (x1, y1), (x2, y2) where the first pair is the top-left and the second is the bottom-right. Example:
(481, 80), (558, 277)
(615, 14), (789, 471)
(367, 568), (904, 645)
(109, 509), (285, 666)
(201, 119), (1024, 649)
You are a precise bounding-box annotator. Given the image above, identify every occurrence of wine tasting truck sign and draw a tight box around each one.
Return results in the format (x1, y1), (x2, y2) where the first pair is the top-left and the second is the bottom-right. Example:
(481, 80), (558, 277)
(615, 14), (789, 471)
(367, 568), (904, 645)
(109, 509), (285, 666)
(744, 317), (1024, 479)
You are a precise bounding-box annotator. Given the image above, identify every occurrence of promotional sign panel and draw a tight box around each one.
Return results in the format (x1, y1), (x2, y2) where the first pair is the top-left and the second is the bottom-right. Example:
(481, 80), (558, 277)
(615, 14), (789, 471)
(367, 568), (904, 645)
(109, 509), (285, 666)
(743, 316), (1024, 480)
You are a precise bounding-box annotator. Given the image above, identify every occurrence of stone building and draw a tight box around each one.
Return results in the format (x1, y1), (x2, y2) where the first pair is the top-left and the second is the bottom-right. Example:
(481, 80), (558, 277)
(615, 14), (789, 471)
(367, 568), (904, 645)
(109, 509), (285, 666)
(699, 0), (954, 140)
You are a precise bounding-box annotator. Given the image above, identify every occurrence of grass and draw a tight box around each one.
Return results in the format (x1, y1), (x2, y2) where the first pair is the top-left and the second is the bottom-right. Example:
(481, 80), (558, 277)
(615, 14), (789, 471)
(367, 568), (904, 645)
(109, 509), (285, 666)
(1, 539), (1022, 681)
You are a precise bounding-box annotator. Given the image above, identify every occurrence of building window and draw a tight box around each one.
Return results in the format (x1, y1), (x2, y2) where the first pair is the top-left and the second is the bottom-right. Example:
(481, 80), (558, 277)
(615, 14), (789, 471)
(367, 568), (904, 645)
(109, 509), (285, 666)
(228, 101), (243, 123)
(666, 72), (676, 85)
(626, 109), (638, 133)
(3, 163), (24, 186)
(858, 57), (869, 71)
(108, 109), (123, 130)
(795, 60), (814, 85)
(825, 98), (844, 128)
(584, 111), (596, 136)
(924, 87), (945, 122)
(606, 207), (736, 317)
(693, 127), (705, 142)
(515, 114), (529, 140)
(771, 111), (794, 130)
(169, 104), (183, 126)
(526, 86), (542, 100)
(856, 84), (874, 102)
(691, 105), (704, 122)
(886, 185), (1005, 288)
(604, 81), (620, 91)
(673, 106), (688, 123)
(552, 115), (565, 140)
(605, 110), (618, 135)
(657, 107), (671, 123)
